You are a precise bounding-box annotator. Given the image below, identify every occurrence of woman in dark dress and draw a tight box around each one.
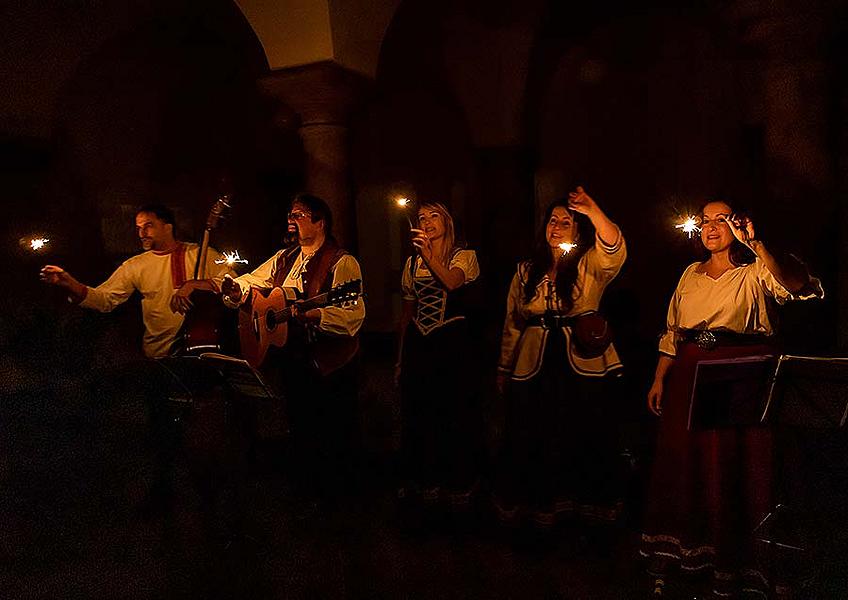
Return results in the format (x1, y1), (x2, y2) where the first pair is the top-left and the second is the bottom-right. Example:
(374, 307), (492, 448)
(395, 201), (482, 509)
(493, 187), (627, 528)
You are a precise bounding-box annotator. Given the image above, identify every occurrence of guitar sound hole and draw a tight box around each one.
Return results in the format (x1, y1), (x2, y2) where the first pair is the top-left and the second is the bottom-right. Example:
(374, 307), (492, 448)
(265, 310), (277, 331)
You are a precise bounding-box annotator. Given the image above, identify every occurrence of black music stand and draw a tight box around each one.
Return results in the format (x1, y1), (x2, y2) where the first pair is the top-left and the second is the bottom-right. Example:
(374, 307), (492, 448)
(754, 355), (848, 596)
(687, 354), (777, 431)
(685, 354), (780, 597)
(155, 354), (281, 563)
(155, 353), (279, 402)
(760, 355), (848, 428)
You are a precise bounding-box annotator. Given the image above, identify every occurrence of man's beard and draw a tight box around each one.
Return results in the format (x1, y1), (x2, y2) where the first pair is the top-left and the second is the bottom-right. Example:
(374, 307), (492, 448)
(284, 225), (299, 247)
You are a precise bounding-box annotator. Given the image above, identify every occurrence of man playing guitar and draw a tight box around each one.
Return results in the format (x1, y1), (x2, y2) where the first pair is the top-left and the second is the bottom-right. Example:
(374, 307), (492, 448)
(221, 193), (365, 502)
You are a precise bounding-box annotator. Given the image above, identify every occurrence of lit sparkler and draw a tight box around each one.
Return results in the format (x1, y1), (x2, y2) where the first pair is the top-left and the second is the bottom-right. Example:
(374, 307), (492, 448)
(215, 250), (248, 266)
(395, 197), (414, 228)
(558, 242), (576, 257)
(675, 216), (701, 238)
(30, 237), (49, 251)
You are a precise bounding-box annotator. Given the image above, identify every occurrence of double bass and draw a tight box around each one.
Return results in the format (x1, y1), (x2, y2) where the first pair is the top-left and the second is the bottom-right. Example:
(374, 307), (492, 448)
(176, 194), (238, 355)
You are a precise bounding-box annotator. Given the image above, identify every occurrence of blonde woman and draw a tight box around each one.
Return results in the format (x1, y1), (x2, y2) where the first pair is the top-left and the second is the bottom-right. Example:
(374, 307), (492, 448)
(395, 202), (482, 510)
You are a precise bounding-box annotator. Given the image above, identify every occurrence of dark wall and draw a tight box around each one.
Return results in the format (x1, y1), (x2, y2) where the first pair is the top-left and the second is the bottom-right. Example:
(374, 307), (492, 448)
(354, 0), (843, 367)
(3, 3), (303, 366)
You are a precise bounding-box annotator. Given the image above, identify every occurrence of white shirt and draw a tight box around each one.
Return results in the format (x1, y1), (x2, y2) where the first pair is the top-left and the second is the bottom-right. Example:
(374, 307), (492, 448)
(658, 258), (824, 356)
(79, 243), (230, 358)
(499, 229), (626, 379)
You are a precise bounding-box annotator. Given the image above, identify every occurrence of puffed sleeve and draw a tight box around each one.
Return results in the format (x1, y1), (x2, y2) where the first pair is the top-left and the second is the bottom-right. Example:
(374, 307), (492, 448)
(317, 254), (365, 336)
(449, 249), (480, 285)
(752, 257), (824, 305)
(657, 284), (682, 357)
(498, 264), (526, 374)
(401, 256), (415, 301)
(586, 226), (626, 280)
(79, 260), (137, 312)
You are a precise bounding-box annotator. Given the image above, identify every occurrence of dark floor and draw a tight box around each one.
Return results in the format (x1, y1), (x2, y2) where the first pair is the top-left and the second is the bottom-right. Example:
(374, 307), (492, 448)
(1, 317), (845, 599)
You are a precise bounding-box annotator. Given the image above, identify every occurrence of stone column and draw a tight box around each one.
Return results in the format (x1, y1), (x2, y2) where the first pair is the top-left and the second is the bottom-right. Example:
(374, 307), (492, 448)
(261, 61), (369, 249)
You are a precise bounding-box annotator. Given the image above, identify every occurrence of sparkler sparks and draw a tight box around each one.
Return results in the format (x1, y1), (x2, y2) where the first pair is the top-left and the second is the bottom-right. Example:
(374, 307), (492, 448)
(215, 250), (248, 266)
(675, 216), (701, 238)
(558, 242), (576, 256)
(394, 197), (414, 227)
(30, 238), (49, 251)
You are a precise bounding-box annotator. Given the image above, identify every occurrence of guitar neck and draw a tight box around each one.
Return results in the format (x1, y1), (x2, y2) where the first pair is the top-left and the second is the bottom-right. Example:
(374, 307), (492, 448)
(275, 291), (331, 321)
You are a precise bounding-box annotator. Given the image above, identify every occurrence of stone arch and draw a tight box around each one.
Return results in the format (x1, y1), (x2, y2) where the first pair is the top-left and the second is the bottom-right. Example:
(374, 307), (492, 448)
(48, 2), (297, 271)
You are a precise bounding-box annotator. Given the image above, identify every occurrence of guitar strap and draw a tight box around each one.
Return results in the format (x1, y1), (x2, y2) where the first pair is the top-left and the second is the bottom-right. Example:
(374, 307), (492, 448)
(272, 245), (303, 288)
(271, 241), (348, 297)
(269, 240), (358, 375)
(304, 241), (347, 298)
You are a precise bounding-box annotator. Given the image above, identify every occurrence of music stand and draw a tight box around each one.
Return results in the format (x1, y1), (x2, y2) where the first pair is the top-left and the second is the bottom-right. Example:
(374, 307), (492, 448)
(155, 353), (279, 401)
(155, 355), (224, 404)
(761, 355), (848, 428)
(686, 353), (784, 596)
(687, 354), (777, 431)
(155, 353), (281, 559)
(755, 355), (848, 596)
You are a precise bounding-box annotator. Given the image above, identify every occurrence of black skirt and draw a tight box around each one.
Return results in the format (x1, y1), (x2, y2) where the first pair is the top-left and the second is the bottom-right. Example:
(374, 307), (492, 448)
(399, 319), (483, 502)
(493, 327), (623, 527)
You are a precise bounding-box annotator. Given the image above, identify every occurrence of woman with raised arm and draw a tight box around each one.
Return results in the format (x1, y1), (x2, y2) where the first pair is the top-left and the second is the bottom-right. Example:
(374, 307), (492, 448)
(641, 200), (823, 597)
(395, 201), (482, 512)
(494, 187), (626, 531)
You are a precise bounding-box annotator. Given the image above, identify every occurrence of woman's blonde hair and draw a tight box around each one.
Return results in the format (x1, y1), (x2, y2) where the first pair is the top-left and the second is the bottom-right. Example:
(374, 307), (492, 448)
(416, 201), (456, 266)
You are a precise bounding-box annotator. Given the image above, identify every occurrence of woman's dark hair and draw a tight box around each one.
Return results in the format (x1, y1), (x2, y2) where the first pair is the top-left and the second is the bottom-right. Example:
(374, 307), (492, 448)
(293, 193), (334, 240)
(696, 201), (755, 266)
(523, 200), (595, 312)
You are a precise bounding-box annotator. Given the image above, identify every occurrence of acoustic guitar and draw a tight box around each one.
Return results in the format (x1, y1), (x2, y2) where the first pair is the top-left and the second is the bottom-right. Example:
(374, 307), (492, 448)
(239, 279), (362, 373)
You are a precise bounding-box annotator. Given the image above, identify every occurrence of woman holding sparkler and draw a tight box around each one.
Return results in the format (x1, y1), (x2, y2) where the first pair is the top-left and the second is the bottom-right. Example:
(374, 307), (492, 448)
(493, 187), (626, 530)
(641, 200), (822, 597)
(395, 201), (482, 513)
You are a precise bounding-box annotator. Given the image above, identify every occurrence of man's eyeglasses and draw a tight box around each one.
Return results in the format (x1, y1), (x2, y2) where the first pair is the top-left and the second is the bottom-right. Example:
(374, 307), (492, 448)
(288, 211), (312, 221)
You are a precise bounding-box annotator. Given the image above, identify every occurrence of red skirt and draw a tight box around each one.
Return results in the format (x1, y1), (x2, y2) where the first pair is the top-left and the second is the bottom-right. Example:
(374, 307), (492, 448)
(640, 341), (775, 590)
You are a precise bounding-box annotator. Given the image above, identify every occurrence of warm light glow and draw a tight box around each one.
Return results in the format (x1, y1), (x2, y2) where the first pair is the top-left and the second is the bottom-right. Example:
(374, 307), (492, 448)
(394, 197), (414, 227)
(675, 216), (701, 238)
(215, 250), (248, 266)
(30, 238), (49, 251)
(558, 242), (576, 255)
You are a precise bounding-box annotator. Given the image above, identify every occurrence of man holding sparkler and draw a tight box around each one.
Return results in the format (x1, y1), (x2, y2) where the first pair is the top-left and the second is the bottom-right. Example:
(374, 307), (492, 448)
(221, 193), (365, 502)
(493, 186), (627, 532)
(40, 204), (231, 358)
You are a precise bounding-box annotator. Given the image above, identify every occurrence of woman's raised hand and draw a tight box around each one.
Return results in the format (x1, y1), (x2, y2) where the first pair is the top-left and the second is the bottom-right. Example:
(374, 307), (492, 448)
(729, 213), (756, 248)
(567, 186), (599, 216)
(410, 228), (434, 262)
